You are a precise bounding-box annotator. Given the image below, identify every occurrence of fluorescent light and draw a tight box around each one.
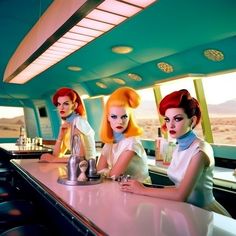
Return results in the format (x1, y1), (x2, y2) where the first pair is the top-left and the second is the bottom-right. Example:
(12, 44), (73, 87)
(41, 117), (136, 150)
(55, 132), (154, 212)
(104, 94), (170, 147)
(70, 26), (103, 37)
(87, 9), (127, 24)
(4, 0), (156, 84)
(97, 0), (142, 17)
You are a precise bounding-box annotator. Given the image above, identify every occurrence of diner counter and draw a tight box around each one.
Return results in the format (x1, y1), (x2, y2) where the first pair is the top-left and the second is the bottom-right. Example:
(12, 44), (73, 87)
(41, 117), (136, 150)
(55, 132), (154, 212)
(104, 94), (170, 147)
(148, 159), (236, 191)
(0, 142), (53, 156)
(10, 159), (236, 236)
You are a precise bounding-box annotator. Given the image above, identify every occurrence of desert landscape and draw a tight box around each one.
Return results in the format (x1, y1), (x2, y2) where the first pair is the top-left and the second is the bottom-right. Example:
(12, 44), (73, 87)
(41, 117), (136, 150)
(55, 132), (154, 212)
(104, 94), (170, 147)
(1, 114), (236, 146)
(136, 116), (236, 145)
(0, 116), (24, 138)
(135, 98), (236, 145)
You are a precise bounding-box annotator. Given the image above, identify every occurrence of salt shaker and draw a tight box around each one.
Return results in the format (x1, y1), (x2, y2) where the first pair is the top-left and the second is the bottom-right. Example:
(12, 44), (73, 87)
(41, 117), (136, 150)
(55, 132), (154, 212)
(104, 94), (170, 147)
(88, 158), (97, 177)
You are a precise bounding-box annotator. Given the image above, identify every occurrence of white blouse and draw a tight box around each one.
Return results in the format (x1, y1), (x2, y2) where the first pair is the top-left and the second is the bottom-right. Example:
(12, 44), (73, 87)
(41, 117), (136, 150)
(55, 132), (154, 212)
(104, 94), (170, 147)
(101, 137), (151, 183)
(167, 138), (215, 207)
(62, 116), (96, 160)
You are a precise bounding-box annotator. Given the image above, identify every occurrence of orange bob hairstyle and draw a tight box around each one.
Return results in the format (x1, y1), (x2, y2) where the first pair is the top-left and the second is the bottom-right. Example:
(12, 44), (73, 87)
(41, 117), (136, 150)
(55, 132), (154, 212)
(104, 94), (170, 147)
(100, 87), (143, 143)
(159, 89), (201, 130)
(52, 87), (85, 116)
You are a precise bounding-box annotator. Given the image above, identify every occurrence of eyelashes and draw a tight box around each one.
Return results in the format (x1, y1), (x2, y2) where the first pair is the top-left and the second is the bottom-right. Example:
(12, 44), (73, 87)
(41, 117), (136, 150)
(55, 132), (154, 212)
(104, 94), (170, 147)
(111, 115), (117, 119)
(110, 114), (128, 120)
(57, 102), (71, 107)
(164, 116), (184, 122)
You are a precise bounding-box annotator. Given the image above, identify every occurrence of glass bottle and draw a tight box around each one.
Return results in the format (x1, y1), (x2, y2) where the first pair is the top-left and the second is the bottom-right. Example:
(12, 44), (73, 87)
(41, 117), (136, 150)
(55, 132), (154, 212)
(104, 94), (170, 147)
(19, 125), (26, 145)
(163, 141), (176, 165)
(155, 127), (163, 162)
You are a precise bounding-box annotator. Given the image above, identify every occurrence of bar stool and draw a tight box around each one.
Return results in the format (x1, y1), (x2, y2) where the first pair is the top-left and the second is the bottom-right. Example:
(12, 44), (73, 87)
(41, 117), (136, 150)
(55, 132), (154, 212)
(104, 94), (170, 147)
(0, 166), (17, 203)
(0, 224), (50, 236)
(0, 200), (36, 232)
(0, 182), (15, 203)
(0, 167), (14, 183)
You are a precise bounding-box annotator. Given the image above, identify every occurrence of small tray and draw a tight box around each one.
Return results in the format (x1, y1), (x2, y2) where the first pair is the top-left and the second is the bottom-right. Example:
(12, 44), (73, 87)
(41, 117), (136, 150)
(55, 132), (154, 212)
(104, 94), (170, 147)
(57, 175), (102, 186)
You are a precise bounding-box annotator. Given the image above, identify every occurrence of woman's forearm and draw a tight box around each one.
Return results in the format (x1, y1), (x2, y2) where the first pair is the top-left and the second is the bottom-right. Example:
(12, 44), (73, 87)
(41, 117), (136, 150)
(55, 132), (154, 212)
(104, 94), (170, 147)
(53, 138), (63, 156)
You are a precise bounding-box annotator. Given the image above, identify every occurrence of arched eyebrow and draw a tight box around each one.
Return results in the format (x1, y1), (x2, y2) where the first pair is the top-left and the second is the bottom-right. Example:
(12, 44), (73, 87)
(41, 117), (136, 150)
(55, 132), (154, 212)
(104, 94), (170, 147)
(57, 100), (71, 105)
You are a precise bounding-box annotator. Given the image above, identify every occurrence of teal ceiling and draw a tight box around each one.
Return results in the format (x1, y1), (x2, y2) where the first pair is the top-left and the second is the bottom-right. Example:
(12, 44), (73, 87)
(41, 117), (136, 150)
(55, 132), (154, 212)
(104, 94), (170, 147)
(1, 0), (236, 99)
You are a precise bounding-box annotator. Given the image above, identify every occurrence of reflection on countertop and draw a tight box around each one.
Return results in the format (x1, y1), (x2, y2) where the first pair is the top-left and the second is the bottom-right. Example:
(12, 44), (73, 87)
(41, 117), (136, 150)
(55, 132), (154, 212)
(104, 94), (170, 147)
(10, 159), (236, 236)
(0, 142), (53, 155)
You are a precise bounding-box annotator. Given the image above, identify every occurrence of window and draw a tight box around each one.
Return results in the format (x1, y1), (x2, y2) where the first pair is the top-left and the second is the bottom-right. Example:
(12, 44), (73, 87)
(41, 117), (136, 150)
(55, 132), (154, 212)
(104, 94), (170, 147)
(202, 72), (236, 145)
(38, 106), (48, 117)
(0, 106), (25, 138)
(134, 88), (160, 140)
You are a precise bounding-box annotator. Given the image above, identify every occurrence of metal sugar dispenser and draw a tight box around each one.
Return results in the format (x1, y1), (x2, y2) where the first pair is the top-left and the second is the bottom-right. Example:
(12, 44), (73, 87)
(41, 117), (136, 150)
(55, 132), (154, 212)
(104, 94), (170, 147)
(58, 123), (87, 185)
(67, 131), (85, 182)
(58, 122), (101, 185)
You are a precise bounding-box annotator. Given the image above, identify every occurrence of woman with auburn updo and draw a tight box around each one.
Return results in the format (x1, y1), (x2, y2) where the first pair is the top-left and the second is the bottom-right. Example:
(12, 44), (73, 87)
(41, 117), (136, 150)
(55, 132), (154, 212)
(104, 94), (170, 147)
(97, 87), (151, 183)
(120, 89), (231, 217)
(40, 87), (96, 163)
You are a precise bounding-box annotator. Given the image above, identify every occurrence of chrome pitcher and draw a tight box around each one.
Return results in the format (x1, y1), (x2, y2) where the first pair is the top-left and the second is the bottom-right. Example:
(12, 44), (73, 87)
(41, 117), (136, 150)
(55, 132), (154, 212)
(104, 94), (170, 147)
(67, 123), (84, 181)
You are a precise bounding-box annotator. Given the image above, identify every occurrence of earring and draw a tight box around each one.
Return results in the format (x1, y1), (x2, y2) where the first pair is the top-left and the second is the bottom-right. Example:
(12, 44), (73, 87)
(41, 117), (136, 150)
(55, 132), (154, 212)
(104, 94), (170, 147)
(190, 120), (194, 130)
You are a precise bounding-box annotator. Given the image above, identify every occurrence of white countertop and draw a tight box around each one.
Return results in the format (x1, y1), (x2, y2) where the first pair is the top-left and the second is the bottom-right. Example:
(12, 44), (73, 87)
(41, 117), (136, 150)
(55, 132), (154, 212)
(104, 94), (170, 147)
(10, 159), (236, 236)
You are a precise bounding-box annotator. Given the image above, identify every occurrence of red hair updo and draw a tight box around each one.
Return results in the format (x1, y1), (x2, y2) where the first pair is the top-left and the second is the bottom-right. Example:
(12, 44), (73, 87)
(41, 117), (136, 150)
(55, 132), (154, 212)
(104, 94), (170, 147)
(52, 87), (85, 116)
(159, 89), (201, 129)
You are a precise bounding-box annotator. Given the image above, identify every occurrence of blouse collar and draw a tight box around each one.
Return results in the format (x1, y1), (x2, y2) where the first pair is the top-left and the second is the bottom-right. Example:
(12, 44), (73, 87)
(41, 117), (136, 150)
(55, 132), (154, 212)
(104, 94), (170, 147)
(177, 130), (197, 151)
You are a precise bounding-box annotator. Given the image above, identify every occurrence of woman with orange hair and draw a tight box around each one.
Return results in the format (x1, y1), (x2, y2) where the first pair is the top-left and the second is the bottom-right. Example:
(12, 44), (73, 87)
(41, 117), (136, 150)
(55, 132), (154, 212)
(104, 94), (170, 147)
(40, 87), (96, 163)
(121, 89), (231, 217)
(97, 87), (151, 183)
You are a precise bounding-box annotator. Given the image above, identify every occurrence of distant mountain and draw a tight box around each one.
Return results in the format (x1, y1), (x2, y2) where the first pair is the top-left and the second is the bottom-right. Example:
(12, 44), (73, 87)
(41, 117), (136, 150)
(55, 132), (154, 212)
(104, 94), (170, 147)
(135, 99), (236, 118)
(0, 115), (24, 124)
(208, 99), (236, 115)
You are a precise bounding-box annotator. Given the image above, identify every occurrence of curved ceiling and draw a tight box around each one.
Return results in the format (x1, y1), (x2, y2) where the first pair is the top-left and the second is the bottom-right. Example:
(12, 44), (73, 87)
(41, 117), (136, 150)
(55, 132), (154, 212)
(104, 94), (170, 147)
(1, 0), (236, 99)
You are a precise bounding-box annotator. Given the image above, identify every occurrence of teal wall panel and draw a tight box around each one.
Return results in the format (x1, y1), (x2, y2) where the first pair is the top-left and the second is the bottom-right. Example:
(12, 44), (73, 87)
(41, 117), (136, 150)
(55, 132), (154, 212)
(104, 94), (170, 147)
(83, 97), (104, 141)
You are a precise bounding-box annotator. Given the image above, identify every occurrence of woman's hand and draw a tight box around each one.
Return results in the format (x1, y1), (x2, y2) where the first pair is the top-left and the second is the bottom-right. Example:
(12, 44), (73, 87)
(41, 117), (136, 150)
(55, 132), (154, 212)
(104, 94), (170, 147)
(120, 179), (145, 194)
(39, 153), (68, 163)
(39, 153), (54, 162)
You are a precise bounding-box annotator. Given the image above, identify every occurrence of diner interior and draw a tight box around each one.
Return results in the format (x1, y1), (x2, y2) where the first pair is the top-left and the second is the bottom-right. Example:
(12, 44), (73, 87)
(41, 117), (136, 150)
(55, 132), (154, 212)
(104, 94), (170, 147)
(0, 1), (236, 235)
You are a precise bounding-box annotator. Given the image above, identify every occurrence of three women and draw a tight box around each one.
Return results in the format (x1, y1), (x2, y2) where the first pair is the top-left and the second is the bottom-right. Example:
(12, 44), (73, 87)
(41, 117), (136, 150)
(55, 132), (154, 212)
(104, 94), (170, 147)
(41, 86), (230, 217)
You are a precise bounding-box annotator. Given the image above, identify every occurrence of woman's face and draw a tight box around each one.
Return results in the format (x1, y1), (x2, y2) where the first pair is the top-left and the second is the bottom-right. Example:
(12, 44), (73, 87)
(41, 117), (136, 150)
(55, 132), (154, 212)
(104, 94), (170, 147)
(57, 96), (75, 119)
(164, 108), (193, 139)
(108, 106), (130, 133)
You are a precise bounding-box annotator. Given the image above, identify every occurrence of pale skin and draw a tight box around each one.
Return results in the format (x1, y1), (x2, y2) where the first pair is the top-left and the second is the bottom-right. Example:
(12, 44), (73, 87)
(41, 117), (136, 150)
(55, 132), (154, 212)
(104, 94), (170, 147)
(97, 106), (136, 178)
(120, 107), (210, 202)
(39, 96), (79, 163)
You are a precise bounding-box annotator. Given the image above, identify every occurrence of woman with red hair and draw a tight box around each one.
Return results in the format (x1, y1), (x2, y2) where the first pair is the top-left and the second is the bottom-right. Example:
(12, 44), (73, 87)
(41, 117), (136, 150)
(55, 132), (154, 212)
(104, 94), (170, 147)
(97, 87), (151, 183)
(121, 89), (231, 217)
(40, 87), (96, 162)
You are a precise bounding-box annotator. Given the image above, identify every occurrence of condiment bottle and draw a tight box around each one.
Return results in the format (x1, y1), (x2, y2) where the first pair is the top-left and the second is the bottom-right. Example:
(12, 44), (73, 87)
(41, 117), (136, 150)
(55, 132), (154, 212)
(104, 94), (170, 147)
(155, 127), (163, 162)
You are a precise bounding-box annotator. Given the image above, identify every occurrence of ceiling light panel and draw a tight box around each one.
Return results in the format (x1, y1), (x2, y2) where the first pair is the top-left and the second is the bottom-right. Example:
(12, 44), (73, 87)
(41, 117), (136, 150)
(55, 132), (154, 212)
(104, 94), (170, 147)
(63, 32), (95, 42)
(122, 0), (156, 8)
(97, 0), (141, 17)
(70, 26), (103, 37)
(87, 9), (127, 24)
(49, 45), (74, 53)
(78, 18), (114, 31)
(4, 0), (157, 84)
